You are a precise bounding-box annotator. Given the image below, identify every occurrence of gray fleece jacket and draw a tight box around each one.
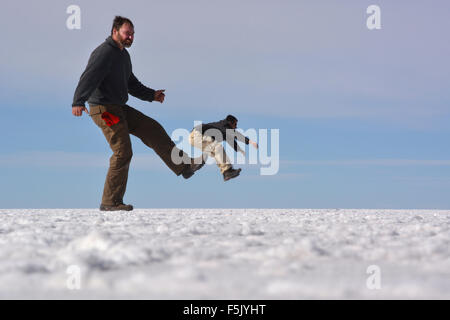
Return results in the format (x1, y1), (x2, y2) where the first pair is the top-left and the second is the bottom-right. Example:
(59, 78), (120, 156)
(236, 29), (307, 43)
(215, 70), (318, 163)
(72, 36), (155, 107)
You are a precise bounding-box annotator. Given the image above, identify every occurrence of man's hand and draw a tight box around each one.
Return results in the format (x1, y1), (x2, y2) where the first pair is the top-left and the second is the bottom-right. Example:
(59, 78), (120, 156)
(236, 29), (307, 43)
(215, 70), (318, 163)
(249, 140), (259, 149)
(72, 106), (89, 117)
(154, 89), (166, 103)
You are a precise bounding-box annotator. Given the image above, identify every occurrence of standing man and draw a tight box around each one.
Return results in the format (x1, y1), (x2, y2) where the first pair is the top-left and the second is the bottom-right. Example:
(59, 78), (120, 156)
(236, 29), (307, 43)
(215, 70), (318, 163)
(72, 16), (202, 211)
(189, 115), (258, 181)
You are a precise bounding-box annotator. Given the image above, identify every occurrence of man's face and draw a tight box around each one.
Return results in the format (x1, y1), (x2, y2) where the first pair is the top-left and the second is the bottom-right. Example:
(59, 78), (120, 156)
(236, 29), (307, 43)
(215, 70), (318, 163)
(230, 121), (237, 129)
(114, 23), (134, 48)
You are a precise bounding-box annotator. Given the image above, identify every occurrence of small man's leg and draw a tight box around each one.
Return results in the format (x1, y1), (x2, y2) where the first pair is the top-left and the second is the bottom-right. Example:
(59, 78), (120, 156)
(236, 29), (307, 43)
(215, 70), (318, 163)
(202, 136), (232, 174)
(189, 129), (209, 164)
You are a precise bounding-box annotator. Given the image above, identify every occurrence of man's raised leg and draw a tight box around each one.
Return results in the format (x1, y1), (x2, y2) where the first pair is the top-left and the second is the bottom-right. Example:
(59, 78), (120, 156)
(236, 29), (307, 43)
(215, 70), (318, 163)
(124, 105), (201, 177)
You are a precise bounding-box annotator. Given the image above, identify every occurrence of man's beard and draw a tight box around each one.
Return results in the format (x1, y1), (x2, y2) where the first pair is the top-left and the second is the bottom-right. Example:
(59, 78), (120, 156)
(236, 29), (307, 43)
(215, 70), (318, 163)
(119, 36), (133, 48)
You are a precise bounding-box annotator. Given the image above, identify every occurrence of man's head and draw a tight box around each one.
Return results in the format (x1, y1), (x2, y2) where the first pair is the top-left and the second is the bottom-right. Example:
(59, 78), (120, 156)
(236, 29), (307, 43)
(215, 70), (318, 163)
(111, 16), (134, 48)
(226, 114), (238, 129)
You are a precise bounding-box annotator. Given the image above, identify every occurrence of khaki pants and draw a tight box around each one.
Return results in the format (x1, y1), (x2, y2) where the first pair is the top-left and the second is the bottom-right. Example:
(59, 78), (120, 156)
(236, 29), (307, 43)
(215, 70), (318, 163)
(90, 104), (190, 206)
(189, 129), (232, 174)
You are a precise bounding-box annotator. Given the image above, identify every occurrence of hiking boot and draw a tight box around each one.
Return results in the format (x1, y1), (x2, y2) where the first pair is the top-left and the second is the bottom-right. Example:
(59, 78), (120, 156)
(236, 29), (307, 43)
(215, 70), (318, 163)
(190, 159), (205, 172)
(100, 202), (133, 211)
(182, 160), (205, 179)
(223, 168), (241, 181)
(181, 166), (195, 179)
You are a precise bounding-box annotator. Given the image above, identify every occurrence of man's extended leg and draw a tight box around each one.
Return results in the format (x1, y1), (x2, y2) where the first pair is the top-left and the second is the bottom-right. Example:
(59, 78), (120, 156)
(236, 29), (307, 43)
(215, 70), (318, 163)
(124, 105), (198, 176)
(90, 105), (133, 207)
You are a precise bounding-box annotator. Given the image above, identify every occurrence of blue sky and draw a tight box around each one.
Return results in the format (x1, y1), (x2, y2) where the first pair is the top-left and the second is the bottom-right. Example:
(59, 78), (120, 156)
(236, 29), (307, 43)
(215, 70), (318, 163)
(1, 0), (449, 209)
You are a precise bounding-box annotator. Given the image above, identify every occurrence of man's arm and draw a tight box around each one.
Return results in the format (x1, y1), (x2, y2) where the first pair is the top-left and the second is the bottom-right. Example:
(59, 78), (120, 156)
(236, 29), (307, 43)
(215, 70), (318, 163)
(233, 137), (245, 154)
(225, 130), (248, 154)
(227, 129), (258, 151)
(233, 130), (250, 145)
(72, 48), (112, 108)
(128, 72), (156, 102)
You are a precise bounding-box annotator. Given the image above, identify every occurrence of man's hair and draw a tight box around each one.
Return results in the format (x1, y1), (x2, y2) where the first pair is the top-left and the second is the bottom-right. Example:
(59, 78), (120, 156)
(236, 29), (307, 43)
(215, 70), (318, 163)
(226, 115), (238, 123)
(111, 16), (134, 35)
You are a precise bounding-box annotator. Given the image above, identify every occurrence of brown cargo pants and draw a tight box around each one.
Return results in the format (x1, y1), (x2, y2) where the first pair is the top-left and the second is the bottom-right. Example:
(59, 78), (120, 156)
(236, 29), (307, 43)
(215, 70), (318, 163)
(189, 129), (232, 174)
(89, 104), (191, 206)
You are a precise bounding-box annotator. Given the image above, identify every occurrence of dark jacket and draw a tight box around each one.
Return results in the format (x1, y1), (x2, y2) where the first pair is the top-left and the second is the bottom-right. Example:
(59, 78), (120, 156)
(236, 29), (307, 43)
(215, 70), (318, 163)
(72, 36), (155, 107)
(194, 119), (250, 153)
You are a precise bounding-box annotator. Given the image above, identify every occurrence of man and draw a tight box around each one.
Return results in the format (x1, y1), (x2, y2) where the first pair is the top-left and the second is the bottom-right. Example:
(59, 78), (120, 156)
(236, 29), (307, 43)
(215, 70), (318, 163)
(72, 16), (203, 211)
(189, 115), (258, 181)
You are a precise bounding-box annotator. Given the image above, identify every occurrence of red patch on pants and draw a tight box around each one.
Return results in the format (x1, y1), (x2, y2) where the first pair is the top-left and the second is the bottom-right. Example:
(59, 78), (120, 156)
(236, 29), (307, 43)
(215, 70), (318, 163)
(101, 112), (120, 127)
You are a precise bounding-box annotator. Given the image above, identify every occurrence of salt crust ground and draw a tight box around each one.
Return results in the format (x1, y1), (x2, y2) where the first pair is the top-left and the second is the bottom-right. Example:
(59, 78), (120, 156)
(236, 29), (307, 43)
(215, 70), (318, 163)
(0, 209), (449, 299)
